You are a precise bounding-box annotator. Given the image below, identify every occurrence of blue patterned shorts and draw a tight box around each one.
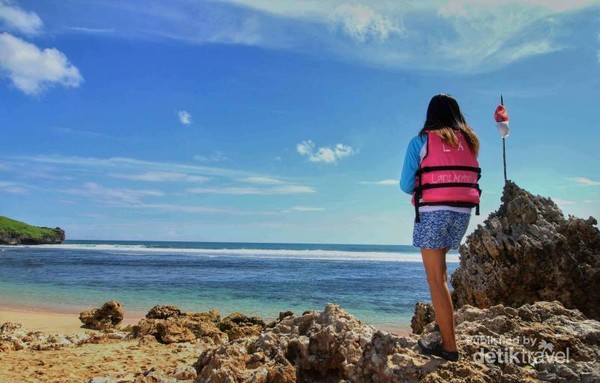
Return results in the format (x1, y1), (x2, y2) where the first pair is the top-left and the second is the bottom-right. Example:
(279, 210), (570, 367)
(413, 210), (471, 249)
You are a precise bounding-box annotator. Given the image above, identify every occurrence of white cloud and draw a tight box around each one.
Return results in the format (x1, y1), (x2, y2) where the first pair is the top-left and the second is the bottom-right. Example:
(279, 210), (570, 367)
(360, 179), (397, 186)
(63, 182), (164, 205)
(66, 26), (115, 34)
(297, 140), (355, 164)
(194, 151), (228, 163)
(187, 185), (315, 195)
(0, 32), (83, 94)
(222, 0), (595, 72)
(49, 0), (594, 73)
(333, 4), (400, 42)
(6, 153), (317, 196)
(439, 0), (596, 15)
(296, 140), (315, 156)
(239, 176), (284, 185)
(286, 206), (325, 212)
(571, 177), (600, 186)
(134, 203), (235, 214)
(434, 1), (569, 71)
(0, 181), (28, 194)
(0, 0), (43, 36)
(177, 110), (192, 125)
(9, 154), (251, 178)
(110, 171), (209, 183)
(187, 175), (210, 183)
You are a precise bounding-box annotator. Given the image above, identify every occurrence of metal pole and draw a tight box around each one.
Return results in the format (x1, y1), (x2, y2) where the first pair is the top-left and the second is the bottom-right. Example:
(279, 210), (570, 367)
(502, 137), (507, 183)
(501, 94), (507, 183)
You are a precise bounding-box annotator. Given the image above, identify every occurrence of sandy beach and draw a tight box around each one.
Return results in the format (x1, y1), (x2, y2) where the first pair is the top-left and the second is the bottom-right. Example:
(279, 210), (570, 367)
(0, 304), (199, 382)
(0, 334), (202, 383)
(0, 305), (203, 383)
(0, 303), (412, 383)
(0, 306), (143, 334)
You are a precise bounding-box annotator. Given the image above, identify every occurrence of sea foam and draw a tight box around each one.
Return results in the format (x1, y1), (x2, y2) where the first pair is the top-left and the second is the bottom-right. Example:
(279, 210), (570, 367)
(6, 243), (459, 263)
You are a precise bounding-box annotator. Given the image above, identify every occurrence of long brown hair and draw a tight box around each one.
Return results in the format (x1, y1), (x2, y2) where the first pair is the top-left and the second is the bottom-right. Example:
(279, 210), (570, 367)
(419, 94), (479, 156)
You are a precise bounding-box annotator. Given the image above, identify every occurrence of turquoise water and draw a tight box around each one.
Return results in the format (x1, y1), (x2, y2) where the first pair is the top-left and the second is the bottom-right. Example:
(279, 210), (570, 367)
(0, 241), (459, 327)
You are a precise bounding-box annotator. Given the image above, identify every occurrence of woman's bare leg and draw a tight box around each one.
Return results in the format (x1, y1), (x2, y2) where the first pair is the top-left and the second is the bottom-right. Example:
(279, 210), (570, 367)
(421, 247), (457, 352)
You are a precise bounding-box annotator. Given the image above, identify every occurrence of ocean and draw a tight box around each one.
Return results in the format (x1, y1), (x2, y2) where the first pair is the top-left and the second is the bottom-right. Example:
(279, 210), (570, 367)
(0, 240), (459, 328)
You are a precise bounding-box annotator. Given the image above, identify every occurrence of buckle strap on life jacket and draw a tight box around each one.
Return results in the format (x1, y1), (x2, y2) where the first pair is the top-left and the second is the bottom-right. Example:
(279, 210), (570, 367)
(413, 170), (482, 223)
(415, 182), (481, 193)
(413, 183), (481, 223)
(415, 165), (424, 223)
(419, 165), (481, 174)
(417, 201), (478, 208)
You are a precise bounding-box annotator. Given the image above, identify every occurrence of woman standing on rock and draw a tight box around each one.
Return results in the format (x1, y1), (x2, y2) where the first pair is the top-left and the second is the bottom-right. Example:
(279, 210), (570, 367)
(400, 94), (481, 361)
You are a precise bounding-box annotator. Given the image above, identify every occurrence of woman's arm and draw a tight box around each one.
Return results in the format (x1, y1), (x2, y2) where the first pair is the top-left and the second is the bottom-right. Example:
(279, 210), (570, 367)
(399, 135), (426, 194)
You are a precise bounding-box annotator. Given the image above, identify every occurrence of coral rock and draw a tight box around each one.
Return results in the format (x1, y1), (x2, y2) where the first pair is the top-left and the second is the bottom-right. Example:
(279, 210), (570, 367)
(146, 305), (182, 319)
(132, 308), (226, 345)
(172, 365), (198, 380)
(79, 300), (124, 330)
(218, 312), (266, 341)
(410, 302), (435, 335)
(451, 181), (600, 320)
(193, 302), (600, 383)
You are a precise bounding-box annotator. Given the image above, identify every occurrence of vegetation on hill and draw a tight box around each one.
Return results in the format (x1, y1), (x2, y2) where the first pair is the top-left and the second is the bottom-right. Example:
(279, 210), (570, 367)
(0, 216), (65, 245)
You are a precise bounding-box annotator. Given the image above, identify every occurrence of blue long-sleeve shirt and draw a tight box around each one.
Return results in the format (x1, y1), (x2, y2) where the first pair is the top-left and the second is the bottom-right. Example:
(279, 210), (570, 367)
(399, 135), (426, 194)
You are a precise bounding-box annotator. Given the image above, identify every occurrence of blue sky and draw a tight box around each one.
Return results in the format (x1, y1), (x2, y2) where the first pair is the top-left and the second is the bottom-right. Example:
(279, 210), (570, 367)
(0, 0), (598, 244)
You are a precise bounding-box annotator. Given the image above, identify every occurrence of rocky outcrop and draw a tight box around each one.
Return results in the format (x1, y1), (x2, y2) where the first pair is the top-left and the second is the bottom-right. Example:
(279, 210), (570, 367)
(4, 301), (599, 382)
(410, 302), (435, 335)
(218, 312), (266, 341)
(193, 302), (600, 383)
(145, 305), (182, 319)
(0, 322), (128, 352)
(132, 305), (244, 345)
(0, 216), (65, 245)
(88, 366), (197, 383)
(80, 300), (125, 330)
(451, 181), (600, 320)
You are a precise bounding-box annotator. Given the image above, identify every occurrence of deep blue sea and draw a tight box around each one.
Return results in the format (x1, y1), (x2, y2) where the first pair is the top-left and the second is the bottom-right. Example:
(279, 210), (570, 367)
(0, 240), (459, 328)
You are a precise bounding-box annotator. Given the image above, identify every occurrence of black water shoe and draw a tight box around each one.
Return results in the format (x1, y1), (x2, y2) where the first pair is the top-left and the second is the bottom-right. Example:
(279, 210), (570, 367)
(417, 338), (459, 362)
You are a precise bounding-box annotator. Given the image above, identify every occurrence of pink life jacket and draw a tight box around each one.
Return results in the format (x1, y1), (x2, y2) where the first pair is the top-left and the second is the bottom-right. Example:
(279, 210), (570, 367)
(412, 130), (481, 222)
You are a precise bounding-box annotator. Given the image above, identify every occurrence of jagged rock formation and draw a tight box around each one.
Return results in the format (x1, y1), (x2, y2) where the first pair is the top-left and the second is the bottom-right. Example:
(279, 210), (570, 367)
(88, 365), (197, 383)
(79, 301), (125, 330)
(0, 322), (128, 352)
(0, 216), (65, 245)
(218, 312), (266, 341)
(410, 302), (435, 335)
(132, 305), (265, 345)
(145, 305), (182, 319)
(4, 302), (599, 382)
(193, 302), (600, 383)
(451, 181), (600, 320)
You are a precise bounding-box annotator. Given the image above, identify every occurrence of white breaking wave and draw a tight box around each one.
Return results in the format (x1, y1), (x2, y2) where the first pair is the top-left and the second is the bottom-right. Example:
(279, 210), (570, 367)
(5, 243), (460, 263)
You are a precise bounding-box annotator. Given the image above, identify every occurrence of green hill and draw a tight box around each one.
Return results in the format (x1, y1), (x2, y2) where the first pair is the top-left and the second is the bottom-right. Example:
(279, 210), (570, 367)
(0, 216), (65, 245)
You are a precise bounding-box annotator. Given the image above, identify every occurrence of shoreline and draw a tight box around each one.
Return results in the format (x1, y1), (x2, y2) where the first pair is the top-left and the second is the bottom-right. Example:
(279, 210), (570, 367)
(0, 305), (143, 334)
(0, 304), (412, 335)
